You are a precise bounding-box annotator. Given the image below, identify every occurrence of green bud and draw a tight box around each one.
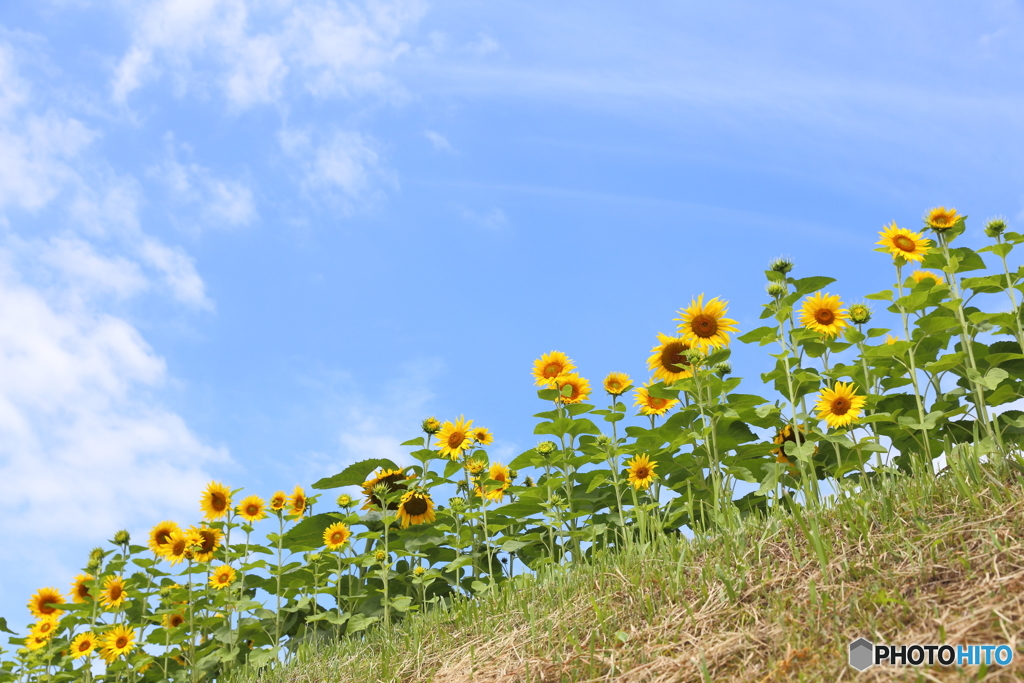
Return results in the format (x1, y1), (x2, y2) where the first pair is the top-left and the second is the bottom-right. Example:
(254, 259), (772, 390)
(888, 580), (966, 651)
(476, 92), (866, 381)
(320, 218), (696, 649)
(984, 218), (1007, 238)
(536, 441), (557, 456)
(448, 496), (466, 510)
(373, 549), (388, 563)
(113, 530), (130, 546)
(766, 281), (787, 299)
(421, 416), (441, 435)
(412, 566), (426, 577)
(848, 303), (872, 325)
(713, 362), (731, 377)
(336, 493), (353, 508)
(524, 476), (535, 488)
(768, 256), (794, 275)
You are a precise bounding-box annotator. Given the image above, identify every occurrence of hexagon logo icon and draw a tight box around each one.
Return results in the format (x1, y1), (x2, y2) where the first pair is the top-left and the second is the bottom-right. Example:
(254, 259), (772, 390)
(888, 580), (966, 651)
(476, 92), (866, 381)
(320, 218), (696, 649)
(849, 638), (874, 671)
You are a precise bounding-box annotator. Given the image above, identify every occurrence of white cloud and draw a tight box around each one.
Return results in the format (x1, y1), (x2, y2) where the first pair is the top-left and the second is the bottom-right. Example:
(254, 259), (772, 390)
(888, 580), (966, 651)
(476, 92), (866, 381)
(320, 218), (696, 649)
(456, 205), (508, 231)
(38, 236), (150, 301)
(0, 113), (97, 212)
(465, 32), (500, 56)
(137, 238), (215, 311)
(278, 127), (391, 206)
(424, 129), (453, 152)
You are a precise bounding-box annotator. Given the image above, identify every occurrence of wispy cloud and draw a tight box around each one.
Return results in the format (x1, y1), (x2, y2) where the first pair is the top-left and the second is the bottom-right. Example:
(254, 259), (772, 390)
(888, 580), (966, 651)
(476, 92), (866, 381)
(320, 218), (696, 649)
(454, 204), (509, 231)
(424, 129), (453, 152)
(278, 126), (393, 209)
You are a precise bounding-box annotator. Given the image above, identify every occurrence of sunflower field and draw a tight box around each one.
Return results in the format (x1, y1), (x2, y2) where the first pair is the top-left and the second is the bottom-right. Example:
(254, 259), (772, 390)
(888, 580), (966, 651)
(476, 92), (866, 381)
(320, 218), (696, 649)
(3, 208), (1024, 682)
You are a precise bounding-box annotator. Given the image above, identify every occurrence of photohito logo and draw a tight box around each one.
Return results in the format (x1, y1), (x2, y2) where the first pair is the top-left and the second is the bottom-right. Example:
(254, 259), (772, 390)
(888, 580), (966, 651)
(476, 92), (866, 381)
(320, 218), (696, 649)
(849, 638), (1014, 671)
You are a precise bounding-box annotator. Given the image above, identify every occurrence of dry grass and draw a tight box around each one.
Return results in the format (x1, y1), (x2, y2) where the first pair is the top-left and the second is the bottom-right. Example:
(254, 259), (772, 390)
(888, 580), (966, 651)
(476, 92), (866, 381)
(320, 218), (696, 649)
(233, 460), (1024, 683)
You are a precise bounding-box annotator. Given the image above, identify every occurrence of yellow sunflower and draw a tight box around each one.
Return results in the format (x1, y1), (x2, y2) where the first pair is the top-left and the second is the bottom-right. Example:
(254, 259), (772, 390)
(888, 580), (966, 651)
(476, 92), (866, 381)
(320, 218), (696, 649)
(99, 625), (136, 663)
(626, 453), (658, 490)
(555, 373), (591, 404)
(99, 576), (128, 609)
(633, 382), (678, 416)
(26, 632), (50, 651)
(771, 424), (817, 464)
(675, 295), (739, 351)
(470, 426), (494, 446)
(70, 632), (96, 659)
(876, 222), (931, 262)
(28, 587), (64, 618)
(532, 350), (576, 386)
(911, 270), (943, 286)
(603, 372), (631, 396)
(147, 521), (180, 558)
(162, 612), (185, 629)
(164, 529), (201, 566)
(199, 481), (232, 521)
(288, 485), (307, 518)
(647, 333), (693, 383)
(799, 292), (849, 337)
(269, 490), (288, 511)
(435, 415), (475, 460)
(30, 615), (59, 640)
(69, 574), (93, 604)
(475, 462), (511, 502)
(208, 565), (236, 591)
(885, 334), (900, 345)
(236, 495), (267, 523)
(815, 382), (867, 429)
(187, 525), (223, 563)
(323, 522), (352, 550)
(361, 468), (415, 510)
(925, 206), (962, 231)
(396, 490), (437, 527)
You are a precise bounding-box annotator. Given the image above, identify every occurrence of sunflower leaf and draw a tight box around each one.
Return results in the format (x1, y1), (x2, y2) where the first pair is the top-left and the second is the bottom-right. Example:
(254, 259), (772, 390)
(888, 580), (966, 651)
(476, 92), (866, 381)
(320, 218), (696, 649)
(0, 618), (13, 635)
(312, 459), (400, 490)
(280, 513), (348, 551)
(791, 276), (836, 297)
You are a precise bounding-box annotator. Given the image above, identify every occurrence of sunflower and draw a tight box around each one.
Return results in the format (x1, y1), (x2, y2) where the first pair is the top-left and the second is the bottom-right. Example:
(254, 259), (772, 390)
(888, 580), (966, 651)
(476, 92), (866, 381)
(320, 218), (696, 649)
(323, 522), (352, 550)
(470, 426), (494, 446)
(876, 222), (931, 262)
(147, 521), (180, 558)
(164, 530), (201, 566)
(925, 206), (962, 231)
(99, 624), (136, 663)
(162, 612), (185, 629)
(269, 490), (288, 511)
(885, 334), (900, 345)
(396, 490), (437, 527)
(603, 372), (631, 396)
(99, 575), (128, 609)
(30, 614), (59, 640)
(361, 468), (415, 510)
(911, 270), (943, 286)
(199, 481), (232, 521)
(675, 295), (739, 351)
(208, 565), (236, 590)
(187, 525), (223, 563)
(69, 574), (93, 604)
(288, 485), (307, 518)
(532, 351), (576, 386)
(799, 292), (849, 337)
(771, 424), (817, 464)
(70, 632), (96, 659)
(555, 373), (591, 404)
(236, 495), (267, 523)
(633, 382), (678, 416)
(435, 415), (475, 460)
(815, 382), (867, 429)
(645, 334), (691, 383)
(474, 462), (511, 502)
(26, 632), (50, 651)
(28, 587), (64, 618)
(626, 453), (658, 490)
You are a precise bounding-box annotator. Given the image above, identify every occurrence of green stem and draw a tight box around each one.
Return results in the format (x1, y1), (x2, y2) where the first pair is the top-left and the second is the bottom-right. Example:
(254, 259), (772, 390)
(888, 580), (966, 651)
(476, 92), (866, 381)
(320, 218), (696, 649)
(894, 262), (934, 467)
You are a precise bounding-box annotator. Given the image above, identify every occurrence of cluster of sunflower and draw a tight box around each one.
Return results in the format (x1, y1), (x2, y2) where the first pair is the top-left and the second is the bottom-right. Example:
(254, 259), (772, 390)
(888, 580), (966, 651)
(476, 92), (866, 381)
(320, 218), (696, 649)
(5, 206), (1021, 682)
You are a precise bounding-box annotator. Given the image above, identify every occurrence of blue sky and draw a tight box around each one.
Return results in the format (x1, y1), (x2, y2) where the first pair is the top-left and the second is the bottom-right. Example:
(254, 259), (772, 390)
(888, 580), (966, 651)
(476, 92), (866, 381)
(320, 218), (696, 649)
(1, 0), (1023, 626)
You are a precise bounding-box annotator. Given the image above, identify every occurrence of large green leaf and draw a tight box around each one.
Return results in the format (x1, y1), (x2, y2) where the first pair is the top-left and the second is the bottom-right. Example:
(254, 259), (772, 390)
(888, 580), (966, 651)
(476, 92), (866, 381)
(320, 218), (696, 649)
(312, 458), (400, 490)
(280, 513), (349, 551)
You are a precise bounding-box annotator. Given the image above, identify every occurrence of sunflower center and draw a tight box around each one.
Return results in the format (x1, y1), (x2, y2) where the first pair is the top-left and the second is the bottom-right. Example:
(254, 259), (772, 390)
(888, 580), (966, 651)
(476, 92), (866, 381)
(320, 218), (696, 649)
(110, 586), (122, 600)
(691, 314), (718, 338)
(218, 574), (229, 584)
(814, 308), (835, 325)
(634, 466), (650, 480)
(661, 342), (691, 373)
(403, 497), (428, 516)
(200, 534), (216, 553)
(157, 531), (172, 545)
(447, 431), (466, 449)
(116, 636), (128, 649)
(830, 397), (849, 415)
(608, 380), (621, 390)
(246, 504), (259, 516)
(330, 531), (346, 544)
(78, 641), (91, 652)
(211, 493), (227, 512)
(650, 397), (667, 409)
(893, 235), (915, 252)
(543, 362), (562, 378)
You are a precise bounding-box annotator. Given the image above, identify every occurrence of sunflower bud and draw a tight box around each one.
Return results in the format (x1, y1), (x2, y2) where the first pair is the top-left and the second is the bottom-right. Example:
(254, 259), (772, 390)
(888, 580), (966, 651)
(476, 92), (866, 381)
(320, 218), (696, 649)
(713, 361), (731, 377)
(448, 496), (466, 511)
(524, 476), (535, 487)
(16, 648), (30, 656)
(765, 281), (787, 299)
(159, 584), (176, 598)
(547, 493), (564, 509)
(86, 558), (101, 573)
(373, 549), (388, 563)
(88, 547), (105, 566)
(336, 493), (353, 508)
(536, 441), (557, 456)
(768, 256), (794, 275)
(848, 303), (872, 325)
(985, 218), (1007, 238)
(307, 552), (322, 563)
(113, 530), (131, 546)
(455, 480), (468, 493)
(412, 566), (426, 577)
(421, 416), (442, 435)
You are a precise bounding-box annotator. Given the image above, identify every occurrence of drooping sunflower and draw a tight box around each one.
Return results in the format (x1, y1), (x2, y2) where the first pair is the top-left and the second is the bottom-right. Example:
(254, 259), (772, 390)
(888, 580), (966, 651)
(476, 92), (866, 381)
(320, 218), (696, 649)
(675, 295), (739, 351)
(288, 485), (307, 518)
(199, 481), (232, 521)
(99, 575), (128, 609)
(269, 490), (288, 511)
(815, 382), (867, 429)
(532, 351), (576, 387)
(30, 615), (59, 641)
(323, 522), (352, 550)
(555, 373), (591, 404)
(876, 222), (931, 262)
(647, 333), (693, 383)
(187, 525), (223, 563)
(69, 574), (94, 604)
(28, 587), (64, 618)
(470, 426), (494, 446)
(70, 632), (96, 659)
(162, 612), (185, 629)
(633, 382), (678, 416)
(208, 565), (236, 591)
(236, 495), (267, 524)
(435, 415), (475, 460)
(771, 424), (817, 464)
(474, 462), (511, 502)
(799, 292), (849, 337)
(147, 521), (180, 558)
(925, 206), (962, 231)
(911, 270), (944, 286)
(603, 372), (632, 396)
(625, 453), (658, 490)
(396, 490), (437, 527)
(361, 468), (415, 510)
(99, 624), (136, 663)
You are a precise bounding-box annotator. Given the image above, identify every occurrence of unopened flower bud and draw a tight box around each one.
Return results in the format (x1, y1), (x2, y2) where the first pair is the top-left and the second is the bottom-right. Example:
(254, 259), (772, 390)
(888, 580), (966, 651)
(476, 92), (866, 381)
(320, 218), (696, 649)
(536, 441), (557, 456)
(768, 256), (794, 275)
(985, 218), (1007, 238)
(373, 549), (387, 563)
(421, 416), (442, 435)
(412, 566), (426, 577)
(714, 362), (731, 377)
(448, 496), (466, 511)
(508, 469), (518, 481)
(307, 552), (322, 563)
(113, 530), (130, 546)
(848, 303), (872, 325)
(524, 476), (535, 488)
(336, 493), (353, 508)
(766, 281), (787, 299)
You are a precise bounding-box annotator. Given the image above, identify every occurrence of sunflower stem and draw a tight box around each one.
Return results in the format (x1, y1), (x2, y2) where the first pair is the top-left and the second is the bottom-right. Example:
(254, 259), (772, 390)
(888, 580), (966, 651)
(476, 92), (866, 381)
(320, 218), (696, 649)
(894, 261), (935, 470)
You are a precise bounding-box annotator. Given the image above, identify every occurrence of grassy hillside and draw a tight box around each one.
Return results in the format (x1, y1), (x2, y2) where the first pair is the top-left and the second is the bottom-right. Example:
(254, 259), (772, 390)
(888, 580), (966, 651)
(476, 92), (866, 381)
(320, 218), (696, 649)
(231, 451), (1024, 682)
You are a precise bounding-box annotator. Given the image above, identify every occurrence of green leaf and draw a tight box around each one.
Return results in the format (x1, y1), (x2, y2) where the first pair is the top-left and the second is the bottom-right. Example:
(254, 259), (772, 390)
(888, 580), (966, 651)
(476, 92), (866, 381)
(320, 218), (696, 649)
(967, 367), (1009, 391)
(312, 459), (400, 489)
(537, 388), (561, 401)
(400, 437), (424, 447)
(978, 242), (1012, 258)
(737, 326), (778, 345)
(280, 513), (347, 551)
(0, 618), (13, 635)
(784, 441), (816, 463)
(792, 276), (836, 297)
